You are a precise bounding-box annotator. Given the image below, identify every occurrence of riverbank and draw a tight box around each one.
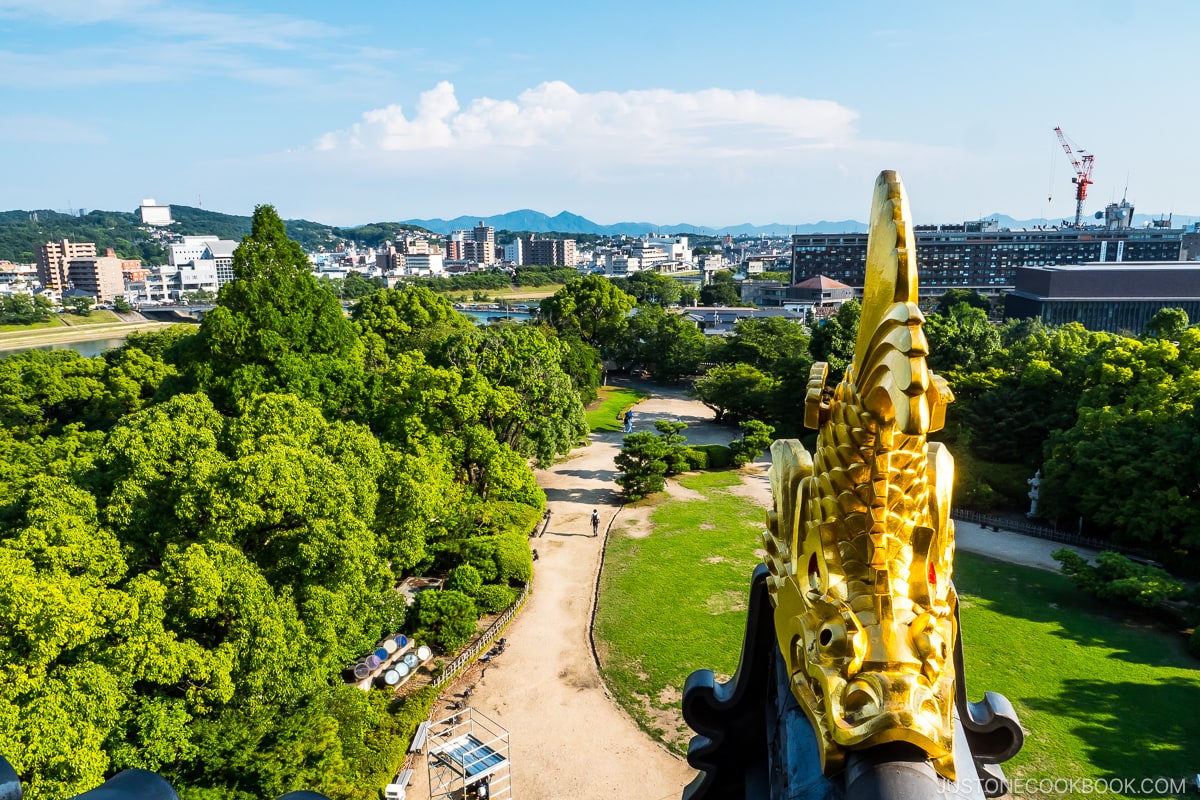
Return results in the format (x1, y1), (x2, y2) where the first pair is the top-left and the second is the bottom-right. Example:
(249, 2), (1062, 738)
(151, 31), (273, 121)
(0, 319), (186, 353)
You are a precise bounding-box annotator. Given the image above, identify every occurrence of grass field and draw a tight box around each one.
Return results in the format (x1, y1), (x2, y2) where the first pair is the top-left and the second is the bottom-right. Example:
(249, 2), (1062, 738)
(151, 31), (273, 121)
(594, 472), (1200, 797)
(61, 310), (121, 325)
(0, 310), (122, 333)
(586, 385), (650, 432)
(437, 285), (565, 302)
(956, 555), (1199, 798)
(0, 317), (65, 332)
(594, 470), (764, 750)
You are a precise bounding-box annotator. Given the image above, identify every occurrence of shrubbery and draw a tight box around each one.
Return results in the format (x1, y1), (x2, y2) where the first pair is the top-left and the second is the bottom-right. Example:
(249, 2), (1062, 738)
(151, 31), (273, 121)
(1054, 549), (1184, 609)
(474, 584), (520, 614)
(729, 419), (775, 467)
(450, 529), (533, 588)
(1054, 549), (1199, 660)
(680, 446), (708, 470)
(447, 564), (483, 595)
(412, 589), (479, 652)
(691, 443), (732, 469)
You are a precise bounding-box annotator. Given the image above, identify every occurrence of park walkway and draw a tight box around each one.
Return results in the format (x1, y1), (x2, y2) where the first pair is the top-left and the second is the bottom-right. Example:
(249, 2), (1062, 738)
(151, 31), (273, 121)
(402, 385), (1087, 800)
(400, 388), (711, 800)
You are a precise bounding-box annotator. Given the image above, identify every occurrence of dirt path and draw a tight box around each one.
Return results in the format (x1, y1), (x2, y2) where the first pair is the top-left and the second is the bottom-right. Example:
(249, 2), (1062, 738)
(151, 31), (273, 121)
(403, 387), (730, 800)
(401, 386), (1079, 800)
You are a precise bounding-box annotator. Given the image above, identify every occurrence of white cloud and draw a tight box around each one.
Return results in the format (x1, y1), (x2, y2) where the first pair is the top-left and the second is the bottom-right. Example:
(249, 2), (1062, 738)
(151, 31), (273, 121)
(316, 81), (859, 161)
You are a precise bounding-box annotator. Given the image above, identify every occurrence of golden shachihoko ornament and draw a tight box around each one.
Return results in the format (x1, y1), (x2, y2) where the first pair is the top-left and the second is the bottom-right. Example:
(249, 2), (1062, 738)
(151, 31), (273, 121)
(762, 170), (958, 779)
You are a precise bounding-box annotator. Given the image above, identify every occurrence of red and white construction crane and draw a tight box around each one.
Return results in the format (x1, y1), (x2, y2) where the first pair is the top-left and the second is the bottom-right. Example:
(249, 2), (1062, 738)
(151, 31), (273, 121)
(1054, 126), (1095, 228)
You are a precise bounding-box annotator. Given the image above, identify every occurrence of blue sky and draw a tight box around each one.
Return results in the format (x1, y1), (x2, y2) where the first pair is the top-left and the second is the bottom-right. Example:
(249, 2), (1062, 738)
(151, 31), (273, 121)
(0, 0), (1195, 227)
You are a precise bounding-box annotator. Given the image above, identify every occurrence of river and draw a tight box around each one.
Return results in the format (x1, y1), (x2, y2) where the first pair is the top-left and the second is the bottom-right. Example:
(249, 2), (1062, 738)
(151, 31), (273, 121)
(0, 336), (132, 358)
(0, 309), (533, 359)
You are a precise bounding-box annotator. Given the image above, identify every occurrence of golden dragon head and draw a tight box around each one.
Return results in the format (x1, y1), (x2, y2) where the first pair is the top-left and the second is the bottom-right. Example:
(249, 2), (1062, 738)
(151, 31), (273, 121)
(762, 170), (958, 779)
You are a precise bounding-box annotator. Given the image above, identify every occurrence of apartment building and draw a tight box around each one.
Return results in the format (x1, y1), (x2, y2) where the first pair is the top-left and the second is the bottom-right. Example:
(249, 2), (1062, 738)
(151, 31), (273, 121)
(67, 256), (124, 302)
(37, 239), (97, 291)
(524, 237), (577, 266)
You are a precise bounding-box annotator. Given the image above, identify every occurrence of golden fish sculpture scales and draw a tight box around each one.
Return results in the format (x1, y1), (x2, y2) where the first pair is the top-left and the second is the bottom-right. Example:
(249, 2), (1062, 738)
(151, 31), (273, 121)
(762, 170), (958, 779)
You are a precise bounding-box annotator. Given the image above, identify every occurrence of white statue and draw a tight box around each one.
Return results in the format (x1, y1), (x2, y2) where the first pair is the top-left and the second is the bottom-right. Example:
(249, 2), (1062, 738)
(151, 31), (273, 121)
(1027, 469), (1041, 518)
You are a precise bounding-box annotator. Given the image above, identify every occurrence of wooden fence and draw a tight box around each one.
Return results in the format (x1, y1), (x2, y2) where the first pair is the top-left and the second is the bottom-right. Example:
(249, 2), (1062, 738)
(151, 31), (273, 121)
(430, 582), (530, 690)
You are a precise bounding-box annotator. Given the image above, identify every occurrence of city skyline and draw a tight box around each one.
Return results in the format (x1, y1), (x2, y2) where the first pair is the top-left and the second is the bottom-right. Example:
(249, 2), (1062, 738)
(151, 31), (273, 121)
(1, 0), (1197, 227)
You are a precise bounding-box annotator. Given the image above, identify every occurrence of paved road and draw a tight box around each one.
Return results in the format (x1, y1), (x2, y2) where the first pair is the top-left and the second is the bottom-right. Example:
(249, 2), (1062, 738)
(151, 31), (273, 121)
(955, 520), (1100, 571)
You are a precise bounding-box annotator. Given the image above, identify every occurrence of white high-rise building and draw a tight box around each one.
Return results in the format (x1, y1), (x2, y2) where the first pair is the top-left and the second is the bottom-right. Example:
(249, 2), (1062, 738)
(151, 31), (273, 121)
(504, 239), (525, 265)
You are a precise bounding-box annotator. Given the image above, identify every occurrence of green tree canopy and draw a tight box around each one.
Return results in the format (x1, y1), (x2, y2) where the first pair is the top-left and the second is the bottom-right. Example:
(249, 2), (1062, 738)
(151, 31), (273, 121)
(539, 275), (635, 354)
(619, 271), (683, 306)
(189, 205), (364, 414)
(437, 324), (587, 467)
(616, 305), (705, 382)
(352, 285), (472, 361)
(690, 363), (778, 423)
(699, 271), (740, 307)
(715, 316), (810, 376)
(1144, 307), (1189, 340)
(924, 303), (1001, 373)
(935, 288), (990, 316)
(808, 300), (860, 380)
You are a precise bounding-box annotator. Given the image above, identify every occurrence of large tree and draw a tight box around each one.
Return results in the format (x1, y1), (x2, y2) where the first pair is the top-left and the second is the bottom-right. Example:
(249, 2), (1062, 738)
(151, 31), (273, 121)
(924, 302), (1000, 373)
(188, 205), (364, 415)
(618, 271), (682, 307)
(539, 275), (635, 354)
(438, 324), (587, 467)
(352, 285), (472, 362)
(616, 305), (705, 382)
(699, 271), (740, 307)
(808, 300), (860, 380)
(690, 363), (778, 423)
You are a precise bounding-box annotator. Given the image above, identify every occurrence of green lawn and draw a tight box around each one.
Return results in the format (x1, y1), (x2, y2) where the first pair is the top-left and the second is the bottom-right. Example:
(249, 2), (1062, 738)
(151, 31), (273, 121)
(586, 385), (650, 432)
(0, 310), (122, 332)
(956, 554), (1199, 798)
(594, 472), (1200, 797)
(594, 470), (764, 751)
(61, 310), (121, 325)
(0, 317), (66, 332)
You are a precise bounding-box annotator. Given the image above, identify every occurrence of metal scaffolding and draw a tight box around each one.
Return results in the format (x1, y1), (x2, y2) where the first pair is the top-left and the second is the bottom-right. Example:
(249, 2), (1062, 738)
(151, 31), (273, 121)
(427, 708), (511, 800)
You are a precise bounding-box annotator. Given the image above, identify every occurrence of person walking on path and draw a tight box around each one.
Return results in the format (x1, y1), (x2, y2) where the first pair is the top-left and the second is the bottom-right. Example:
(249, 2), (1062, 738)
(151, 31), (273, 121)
(591, 509), (600, 537)
(623, 409), (634, 433)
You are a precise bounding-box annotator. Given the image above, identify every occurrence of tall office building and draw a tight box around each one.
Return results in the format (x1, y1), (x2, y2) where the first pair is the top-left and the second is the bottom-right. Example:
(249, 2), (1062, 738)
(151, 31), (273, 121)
(37, 239), (97, 291)
(471, 222), (496, 265)
(791, 211), (1187, 294)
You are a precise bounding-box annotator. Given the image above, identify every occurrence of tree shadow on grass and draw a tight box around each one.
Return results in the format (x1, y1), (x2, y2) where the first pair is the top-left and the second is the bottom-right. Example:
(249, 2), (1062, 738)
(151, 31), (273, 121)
(1023, 676), (1200, 789)
(955, 554), (1194, 668)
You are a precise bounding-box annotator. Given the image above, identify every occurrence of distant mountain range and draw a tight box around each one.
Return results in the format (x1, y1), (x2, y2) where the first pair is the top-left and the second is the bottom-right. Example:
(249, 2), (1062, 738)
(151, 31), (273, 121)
(400, 209), (869, 237)
(405, 208), (1200, 237)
